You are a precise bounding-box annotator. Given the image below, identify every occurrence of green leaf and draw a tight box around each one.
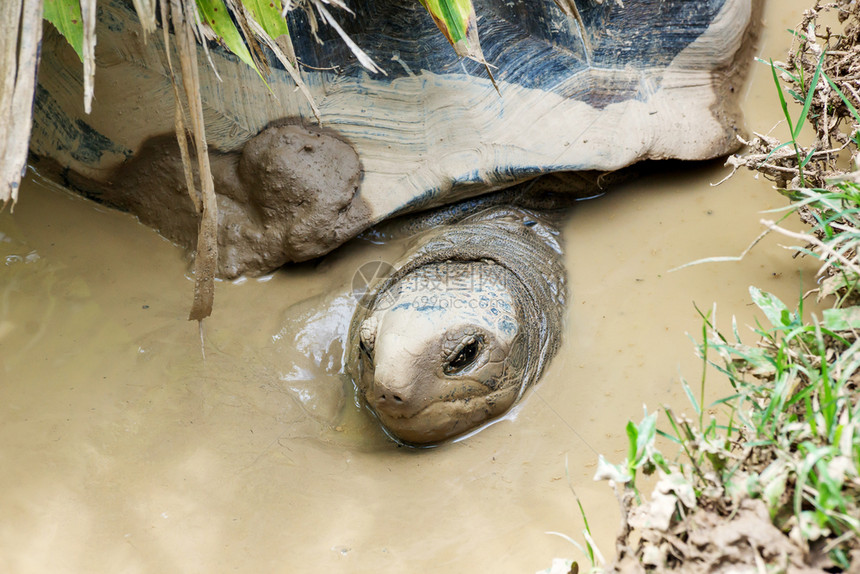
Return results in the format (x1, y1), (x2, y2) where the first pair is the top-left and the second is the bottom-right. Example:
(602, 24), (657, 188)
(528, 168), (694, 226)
(763, 474), (787, 515)
(822, 306), (860, 331)
(750, 286), (795, 328)
(196, 0), (266, 83)
(419, 0), (490, 69)
(799, 146), (817, 171)
(656, 428), (681, 444)
(241, 0), (289, 39)
(419, 0), (472, 44)
(636, 410), (658, 460)
(593, 455), (632, 484)
(681, 378), (701, 416)
(709, 393), (742, 408)
(44, 0), (84, 61)
(625, 420), (638, 469)
(651, 451), (671, 473)
(756, 57), (799, 84)
(625, 410), (659, 477)
(576, 498), (595, 566)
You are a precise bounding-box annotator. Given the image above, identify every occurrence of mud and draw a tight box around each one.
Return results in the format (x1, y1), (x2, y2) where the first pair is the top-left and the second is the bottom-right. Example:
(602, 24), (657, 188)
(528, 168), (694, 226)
(58, 124), (371, 278)
(0, 0), (830, 572)
(615, 497), (829, 573)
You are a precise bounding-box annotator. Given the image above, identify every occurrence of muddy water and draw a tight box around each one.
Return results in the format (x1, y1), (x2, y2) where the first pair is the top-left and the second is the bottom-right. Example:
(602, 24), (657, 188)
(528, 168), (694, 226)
(0, 1), (823, 571)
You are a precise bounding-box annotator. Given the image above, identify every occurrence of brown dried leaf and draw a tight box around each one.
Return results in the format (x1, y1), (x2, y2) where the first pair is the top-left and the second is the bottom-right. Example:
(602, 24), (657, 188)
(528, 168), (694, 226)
(170, 0), (219, 321)
(0, 0), (42, 209)
(81, 0), (96, 114)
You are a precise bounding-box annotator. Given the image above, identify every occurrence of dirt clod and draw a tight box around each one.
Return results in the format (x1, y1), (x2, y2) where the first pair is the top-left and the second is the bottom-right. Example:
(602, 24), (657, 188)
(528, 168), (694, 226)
(72, 124), (371, 278)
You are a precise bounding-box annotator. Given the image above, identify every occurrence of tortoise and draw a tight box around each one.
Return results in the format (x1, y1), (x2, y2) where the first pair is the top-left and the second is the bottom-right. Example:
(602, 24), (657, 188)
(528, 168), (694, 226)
(30, 0), (758, 278)
(27, 0), (758, 444)
(347, 201), (566, 444)
(277, 194), (566, 445)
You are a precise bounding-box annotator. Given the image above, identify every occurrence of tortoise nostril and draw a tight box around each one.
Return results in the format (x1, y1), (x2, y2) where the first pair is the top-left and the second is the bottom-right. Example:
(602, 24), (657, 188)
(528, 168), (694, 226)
(376, 392), (404, 405)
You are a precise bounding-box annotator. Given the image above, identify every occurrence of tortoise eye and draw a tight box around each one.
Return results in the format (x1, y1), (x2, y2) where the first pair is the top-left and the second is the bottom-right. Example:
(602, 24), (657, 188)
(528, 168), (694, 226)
(445, 336), (482, 374)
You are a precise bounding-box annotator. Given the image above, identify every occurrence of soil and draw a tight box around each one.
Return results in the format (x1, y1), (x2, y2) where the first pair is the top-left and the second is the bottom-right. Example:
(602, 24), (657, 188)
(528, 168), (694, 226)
(62, 123), (371, 278)
(610, 492), (838, 574)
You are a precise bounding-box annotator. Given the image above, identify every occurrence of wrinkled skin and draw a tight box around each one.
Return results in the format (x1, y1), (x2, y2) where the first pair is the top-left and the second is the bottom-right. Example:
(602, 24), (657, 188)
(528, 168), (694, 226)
(347, 206), (566, 445)
(358, 262), (523, 443)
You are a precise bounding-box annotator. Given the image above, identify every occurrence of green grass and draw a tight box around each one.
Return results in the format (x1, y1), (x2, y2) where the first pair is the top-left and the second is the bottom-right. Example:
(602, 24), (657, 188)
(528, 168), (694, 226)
(583, 282), (860, 570)
(565, 4), (860, 570)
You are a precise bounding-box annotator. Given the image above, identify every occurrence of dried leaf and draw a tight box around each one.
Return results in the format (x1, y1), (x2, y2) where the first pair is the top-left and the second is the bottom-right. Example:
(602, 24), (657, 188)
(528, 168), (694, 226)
(656, 471), (696, 508)
(1, 0), (42, 208)
(594, 454), (632, 484)
(224, 0), (271, 77)
(238, 0), (320, 119)
(159, 0), (201, 213)
(172, 0), (219, 322)
(81, 0), (96, 113)
(628, 490), (677, 531)
(130, 0), (158, 35)
(552, 0), (592, 58)
(311, 0), (384, 74)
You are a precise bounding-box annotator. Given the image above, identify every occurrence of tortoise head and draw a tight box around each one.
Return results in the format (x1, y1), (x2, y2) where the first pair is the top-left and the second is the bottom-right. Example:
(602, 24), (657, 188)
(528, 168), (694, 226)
(354, 261), (525, 445)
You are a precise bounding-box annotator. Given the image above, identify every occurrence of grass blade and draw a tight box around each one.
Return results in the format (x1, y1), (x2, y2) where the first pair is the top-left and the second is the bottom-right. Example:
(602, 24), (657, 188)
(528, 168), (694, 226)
(771, 58), (796, 137)
(793, 51), (825, 140)
(822, 71), (860, 126)
(681, 377), (701, 416)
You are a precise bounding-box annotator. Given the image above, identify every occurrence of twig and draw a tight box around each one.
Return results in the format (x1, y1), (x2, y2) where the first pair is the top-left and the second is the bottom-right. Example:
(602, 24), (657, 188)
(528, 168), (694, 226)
(761, 218), (860, 277)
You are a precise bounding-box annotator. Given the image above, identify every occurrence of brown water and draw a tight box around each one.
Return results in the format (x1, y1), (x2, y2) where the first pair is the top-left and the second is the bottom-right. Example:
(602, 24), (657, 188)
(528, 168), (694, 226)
(0, 1), (823, 571)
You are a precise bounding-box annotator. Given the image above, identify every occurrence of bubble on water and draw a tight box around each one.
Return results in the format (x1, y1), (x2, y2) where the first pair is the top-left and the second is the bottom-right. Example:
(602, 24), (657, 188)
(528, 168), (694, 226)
(4, 250), (40, 265)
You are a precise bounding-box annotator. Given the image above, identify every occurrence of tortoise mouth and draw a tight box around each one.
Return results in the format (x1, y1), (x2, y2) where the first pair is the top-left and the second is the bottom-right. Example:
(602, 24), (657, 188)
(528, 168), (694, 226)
(366, 387), (517, 446)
